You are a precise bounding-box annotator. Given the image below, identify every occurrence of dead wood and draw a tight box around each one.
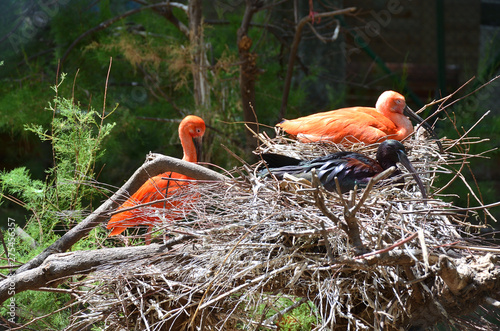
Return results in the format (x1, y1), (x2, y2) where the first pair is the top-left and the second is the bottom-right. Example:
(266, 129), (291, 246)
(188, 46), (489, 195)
(3, 99), (500, 330)
(60, 127), (500, 330)
(0, 240), (190, 304)
(10, 155), (226, 277)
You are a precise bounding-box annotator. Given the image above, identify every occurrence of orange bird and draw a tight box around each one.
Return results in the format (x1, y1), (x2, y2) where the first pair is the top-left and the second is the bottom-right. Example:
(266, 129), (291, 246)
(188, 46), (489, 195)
(277, 91), (439, 146)
(107, 115), (205, 243)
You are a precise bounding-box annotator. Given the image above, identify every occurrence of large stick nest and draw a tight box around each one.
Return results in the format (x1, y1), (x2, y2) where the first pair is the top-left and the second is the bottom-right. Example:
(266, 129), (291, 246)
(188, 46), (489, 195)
(69, 126), (500, 330)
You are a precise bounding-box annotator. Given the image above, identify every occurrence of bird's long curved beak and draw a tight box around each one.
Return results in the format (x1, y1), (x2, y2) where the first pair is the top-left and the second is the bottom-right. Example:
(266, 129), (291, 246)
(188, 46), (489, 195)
(404, 106), (443, 152)
(193, 136), (203, 162)
(396, 150), (427, 200)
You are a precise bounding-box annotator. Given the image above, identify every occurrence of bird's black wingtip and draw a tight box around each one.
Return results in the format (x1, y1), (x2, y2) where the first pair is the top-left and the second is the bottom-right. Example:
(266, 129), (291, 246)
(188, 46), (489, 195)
(260, 153), (303, 167)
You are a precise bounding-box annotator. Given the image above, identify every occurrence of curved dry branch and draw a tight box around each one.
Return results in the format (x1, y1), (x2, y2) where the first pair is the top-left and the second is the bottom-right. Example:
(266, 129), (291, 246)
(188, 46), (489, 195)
(279, 7), (356, 120)
(61, 2), (174, 65)
(13, 155), (227, 276)
(0, 236), (193, 305)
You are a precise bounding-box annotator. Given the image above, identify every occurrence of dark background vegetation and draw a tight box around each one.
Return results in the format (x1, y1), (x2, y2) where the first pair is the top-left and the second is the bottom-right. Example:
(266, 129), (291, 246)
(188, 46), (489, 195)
(1, 0), (499, 229)
(0, 0), (499, 328)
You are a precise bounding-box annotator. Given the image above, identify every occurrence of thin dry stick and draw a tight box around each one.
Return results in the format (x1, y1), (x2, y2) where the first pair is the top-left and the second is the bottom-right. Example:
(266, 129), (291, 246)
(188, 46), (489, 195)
(311, 169), (366, 254)
(446, 111), (491, 151)
(198, 263), (300, 311)
(263, 297), (308, 325)
(334, 177), (348, 209)
(356, 232), (418, 259)
(189, 215), (275, 327)
(344, 167), (397, 255)
(310, 170), (347, 233)
(320, 221), (336, 264)
(9, 299), (80, 331)
(348, 166), (396, 217)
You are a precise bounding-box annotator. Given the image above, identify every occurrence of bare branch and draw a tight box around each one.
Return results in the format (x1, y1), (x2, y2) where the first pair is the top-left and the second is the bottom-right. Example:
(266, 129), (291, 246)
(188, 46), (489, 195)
(356, 232), (419, 259)
(13, 155), (227, 276)
(279, 7), (356, 120)
(348, 166), (396, 217)
(0, 236), (193, 304)
(310, 170), (346, 232)
(61, 2), (175, 65)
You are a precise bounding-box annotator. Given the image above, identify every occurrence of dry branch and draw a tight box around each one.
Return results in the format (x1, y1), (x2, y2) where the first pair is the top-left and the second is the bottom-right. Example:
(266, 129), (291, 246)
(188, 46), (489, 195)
(61, 2), (175, 65)
(279, 7), (356, 119)
(0, 240), (191, 304)
(11, 155), (227, 277)
(5, 101), (500, 330)
(59, 127), (499, 330)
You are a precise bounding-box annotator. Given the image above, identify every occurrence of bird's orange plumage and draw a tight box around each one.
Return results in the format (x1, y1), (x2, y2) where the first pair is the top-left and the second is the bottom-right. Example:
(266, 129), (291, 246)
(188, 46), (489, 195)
(107, 115), (205, 241)
(277, 91), (414, 144)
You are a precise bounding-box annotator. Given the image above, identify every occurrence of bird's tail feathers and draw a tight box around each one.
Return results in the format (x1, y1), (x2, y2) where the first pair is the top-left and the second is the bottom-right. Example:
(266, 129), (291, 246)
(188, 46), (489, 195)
(261, 153), (302, 167)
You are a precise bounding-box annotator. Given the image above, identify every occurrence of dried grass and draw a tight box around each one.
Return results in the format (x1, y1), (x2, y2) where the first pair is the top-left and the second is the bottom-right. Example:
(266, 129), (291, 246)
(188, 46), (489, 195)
(68, 120), (500, 330)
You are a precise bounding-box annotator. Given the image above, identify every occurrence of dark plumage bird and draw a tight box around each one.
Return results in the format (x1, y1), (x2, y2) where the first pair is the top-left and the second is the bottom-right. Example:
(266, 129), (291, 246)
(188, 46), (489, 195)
(260, 140), (427, 198)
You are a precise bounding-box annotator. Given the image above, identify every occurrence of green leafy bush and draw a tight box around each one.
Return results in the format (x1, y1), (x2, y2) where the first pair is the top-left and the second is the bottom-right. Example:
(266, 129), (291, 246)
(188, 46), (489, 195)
(0, 75), (115, 327)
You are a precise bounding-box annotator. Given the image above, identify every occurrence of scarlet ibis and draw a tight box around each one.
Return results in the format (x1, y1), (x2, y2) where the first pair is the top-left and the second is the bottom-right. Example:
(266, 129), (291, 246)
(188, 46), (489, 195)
(277, 91), (440, 149)
(107, 115), (205, 243)
(261, 139), (427, 198)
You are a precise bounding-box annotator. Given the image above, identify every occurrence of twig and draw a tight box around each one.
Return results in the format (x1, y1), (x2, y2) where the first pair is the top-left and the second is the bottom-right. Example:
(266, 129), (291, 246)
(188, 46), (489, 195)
(356, 232), (419, 259)
(61, 3), (173, 65)
(445, 111), (491, 151)
(279, 7), (356, 120)
(263, 297), (308, 325)
(334, 177), (348, 209)
(310, 170), (346, 233)
(13, 155), (227, 276)
(198, 263), (300, 310)
(347, 166), (396, 217)
(310, 169), (366, 254)
(190, 214), (275, 325)
(320, 221), (335, 264)
(8, 299), (79, 330)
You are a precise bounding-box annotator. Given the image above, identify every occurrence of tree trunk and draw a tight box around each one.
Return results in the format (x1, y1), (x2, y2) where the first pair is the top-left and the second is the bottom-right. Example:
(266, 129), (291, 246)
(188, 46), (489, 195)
(189, 0), (210, 109)
(238, 0), (262, 155)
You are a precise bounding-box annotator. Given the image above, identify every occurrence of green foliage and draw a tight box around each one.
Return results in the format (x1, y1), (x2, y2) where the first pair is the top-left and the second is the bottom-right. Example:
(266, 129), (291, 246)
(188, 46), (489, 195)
(0, 75), (115, 327)
(2, 291), (72, 329)
(1, 167), (45, 211)
(26, 79), (115, 211)
(1, 75), (115, 235)
(243, 297), (319, 330)
(0, 82), (53, 134)
(275, 300), (318, 331)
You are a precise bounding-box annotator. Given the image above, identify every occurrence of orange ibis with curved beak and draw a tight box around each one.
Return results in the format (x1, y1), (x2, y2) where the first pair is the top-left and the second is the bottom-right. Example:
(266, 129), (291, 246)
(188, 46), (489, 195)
(107, 115), (205, 243)
(277, 91), (441, 149)
(261, 139), (427, 198)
